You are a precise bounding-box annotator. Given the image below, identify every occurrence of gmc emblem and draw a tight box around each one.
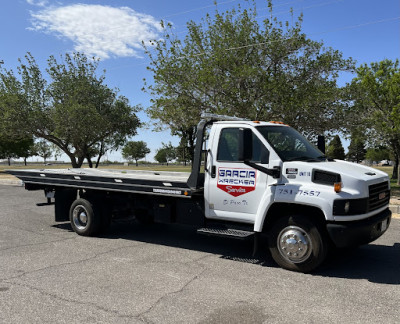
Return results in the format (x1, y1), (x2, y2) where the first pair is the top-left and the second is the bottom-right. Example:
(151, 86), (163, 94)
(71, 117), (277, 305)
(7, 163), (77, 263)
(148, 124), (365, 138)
(379, 192), (386, 200)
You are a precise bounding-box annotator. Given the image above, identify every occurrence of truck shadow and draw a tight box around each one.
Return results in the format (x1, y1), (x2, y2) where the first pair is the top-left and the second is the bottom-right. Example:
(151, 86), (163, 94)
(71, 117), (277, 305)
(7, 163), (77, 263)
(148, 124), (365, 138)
(53, 220), (274, 265)
(53, 221), (400, 285)
(314, 243), (400, 284)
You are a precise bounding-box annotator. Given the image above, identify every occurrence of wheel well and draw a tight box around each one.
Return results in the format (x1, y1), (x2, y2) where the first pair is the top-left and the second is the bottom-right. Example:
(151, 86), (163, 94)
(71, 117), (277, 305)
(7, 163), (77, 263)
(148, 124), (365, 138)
(262, 203), (326, 233)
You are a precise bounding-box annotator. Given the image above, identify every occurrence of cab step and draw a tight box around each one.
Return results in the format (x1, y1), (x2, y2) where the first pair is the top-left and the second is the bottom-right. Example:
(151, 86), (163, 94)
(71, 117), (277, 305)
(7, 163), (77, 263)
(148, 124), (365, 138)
(197, 227), (254, 240)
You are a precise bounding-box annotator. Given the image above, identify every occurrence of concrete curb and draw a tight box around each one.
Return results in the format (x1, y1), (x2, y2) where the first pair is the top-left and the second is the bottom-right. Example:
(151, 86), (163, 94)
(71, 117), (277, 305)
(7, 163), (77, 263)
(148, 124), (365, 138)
(0, 179), (23, 186)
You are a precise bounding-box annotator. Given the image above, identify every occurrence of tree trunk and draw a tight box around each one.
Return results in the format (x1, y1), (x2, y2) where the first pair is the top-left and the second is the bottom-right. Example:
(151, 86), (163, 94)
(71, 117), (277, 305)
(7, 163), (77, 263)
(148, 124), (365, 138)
(398, 166), (400, 186)
(188, 134), (196, 165)
(70, 158), (79, 168)
(95, 151), (103, 168)
(390, 141), (399, 180)
(95, 141), (104, 168)
(393, 157), (399, 181)
(77, 156), (85, 168)
(24, 157), (27, 166)
(135, 159), (138, 167)
(396, 153), (400, 185)
(7, 157), (11, 166)
(69, 155), (85, 168)
(86, 155), (93, 168)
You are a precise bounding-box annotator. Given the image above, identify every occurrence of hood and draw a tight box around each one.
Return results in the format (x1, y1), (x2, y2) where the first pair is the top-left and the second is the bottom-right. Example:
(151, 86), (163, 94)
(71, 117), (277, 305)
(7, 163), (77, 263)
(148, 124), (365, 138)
(313, 160), (389, 182)
(282, 160), (390, 197)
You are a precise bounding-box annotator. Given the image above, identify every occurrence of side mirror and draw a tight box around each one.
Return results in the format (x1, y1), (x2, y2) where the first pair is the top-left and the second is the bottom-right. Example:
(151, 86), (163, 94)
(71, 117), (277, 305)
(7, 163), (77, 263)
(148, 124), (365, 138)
(238, 128), (253, 161)
(317, 135), (325, 154)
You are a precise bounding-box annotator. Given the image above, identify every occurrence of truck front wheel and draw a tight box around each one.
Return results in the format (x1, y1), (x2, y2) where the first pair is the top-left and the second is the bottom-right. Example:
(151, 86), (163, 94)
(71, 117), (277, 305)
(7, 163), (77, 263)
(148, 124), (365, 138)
(69, 198), (100, 236)
(268, 215), (327, 272)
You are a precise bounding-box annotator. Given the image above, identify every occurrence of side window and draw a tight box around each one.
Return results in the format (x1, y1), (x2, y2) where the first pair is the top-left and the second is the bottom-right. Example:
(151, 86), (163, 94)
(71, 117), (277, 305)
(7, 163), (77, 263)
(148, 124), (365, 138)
(217, 128), (239, 161)
(217, 128), (266, 162)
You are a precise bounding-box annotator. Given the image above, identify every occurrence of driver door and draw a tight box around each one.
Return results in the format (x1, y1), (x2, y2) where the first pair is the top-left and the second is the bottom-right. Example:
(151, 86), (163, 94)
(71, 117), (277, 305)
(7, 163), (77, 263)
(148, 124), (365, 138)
(205, 125), (269, 223)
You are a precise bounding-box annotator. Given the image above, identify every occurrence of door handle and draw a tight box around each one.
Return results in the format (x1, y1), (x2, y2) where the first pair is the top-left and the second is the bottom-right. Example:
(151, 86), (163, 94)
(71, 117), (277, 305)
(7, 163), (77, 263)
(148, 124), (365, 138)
(211, 165), (216, 178)
(206, 149), (216, 178)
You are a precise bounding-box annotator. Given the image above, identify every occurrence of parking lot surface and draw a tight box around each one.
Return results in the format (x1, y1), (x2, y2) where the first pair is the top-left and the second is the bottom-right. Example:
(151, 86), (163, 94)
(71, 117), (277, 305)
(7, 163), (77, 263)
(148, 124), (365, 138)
(0, 185), (399, 324)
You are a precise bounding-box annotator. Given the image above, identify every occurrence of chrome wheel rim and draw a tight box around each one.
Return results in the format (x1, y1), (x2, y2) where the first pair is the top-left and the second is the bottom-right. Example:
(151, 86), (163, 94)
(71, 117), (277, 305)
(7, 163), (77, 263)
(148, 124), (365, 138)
(72, 205), (88, 231)
(277, 226), (312, 263)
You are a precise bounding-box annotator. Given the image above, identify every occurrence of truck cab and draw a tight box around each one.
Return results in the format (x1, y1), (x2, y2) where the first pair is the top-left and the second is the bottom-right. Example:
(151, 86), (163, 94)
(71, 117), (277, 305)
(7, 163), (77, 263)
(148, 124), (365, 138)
(196, 116), (391, 271)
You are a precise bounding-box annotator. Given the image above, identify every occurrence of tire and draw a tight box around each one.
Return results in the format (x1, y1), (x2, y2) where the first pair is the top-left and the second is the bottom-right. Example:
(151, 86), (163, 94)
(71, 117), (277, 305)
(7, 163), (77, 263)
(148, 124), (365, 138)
(69, 198), (101, 236)
(268, 215), (328, 273)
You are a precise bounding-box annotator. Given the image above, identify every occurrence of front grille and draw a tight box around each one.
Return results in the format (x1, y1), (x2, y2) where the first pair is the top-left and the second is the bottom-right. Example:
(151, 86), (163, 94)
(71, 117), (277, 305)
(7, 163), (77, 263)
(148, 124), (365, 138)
(369, 182), (390, 212)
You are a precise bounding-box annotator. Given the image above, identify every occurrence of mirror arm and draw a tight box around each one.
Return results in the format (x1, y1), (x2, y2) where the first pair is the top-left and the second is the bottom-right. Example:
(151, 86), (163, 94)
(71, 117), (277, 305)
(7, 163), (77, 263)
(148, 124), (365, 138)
(243, 161), (281, 179)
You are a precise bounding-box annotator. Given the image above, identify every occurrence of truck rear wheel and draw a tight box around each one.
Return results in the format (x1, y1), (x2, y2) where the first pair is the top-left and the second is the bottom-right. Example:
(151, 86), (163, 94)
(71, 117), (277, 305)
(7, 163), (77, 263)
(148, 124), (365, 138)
(268, 215), (327, 272)
(69, 198), (101, 236)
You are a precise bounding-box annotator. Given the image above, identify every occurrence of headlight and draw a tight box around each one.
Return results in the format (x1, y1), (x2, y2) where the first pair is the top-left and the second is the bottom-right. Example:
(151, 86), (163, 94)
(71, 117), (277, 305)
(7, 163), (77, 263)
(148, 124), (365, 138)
(333, 199), (368, 215)
(344, 201), (350, 213)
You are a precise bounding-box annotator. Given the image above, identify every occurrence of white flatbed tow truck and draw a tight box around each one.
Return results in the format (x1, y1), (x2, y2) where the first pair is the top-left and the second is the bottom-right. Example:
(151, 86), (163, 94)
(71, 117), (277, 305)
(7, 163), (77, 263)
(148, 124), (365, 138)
(7, 114), (392, 272)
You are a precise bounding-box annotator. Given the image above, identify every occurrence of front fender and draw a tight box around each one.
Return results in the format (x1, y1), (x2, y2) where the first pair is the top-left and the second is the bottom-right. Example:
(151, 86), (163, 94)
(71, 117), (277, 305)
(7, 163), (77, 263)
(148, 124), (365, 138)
(253, 184), (333, 232)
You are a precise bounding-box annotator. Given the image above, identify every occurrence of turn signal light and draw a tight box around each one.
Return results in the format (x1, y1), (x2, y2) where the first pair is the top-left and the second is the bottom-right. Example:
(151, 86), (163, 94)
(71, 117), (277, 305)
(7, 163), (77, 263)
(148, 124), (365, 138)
(334, 182), (342, 193)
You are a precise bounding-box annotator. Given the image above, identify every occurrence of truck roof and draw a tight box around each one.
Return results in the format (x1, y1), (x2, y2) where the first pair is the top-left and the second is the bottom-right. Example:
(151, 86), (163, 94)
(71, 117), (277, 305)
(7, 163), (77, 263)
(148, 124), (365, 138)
(214, 120), (289, 127)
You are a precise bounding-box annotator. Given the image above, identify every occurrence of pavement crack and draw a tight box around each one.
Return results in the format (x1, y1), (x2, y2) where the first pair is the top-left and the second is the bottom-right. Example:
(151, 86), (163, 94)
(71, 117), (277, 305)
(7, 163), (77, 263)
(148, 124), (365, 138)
(0, 243), (142, 282)
(0, 222), (64, 238)
(0, 237), (76, 253)
(137, 268), (207, 323)
(187, 253), (212, 264)
(3, 280), (144, 321)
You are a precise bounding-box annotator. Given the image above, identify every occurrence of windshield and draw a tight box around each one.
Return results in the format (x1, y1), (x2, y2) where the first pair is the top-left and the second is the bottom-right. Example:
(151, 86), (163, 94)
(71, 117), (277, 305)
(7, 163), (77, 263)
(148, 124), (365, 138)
(256, 126), (325, 162)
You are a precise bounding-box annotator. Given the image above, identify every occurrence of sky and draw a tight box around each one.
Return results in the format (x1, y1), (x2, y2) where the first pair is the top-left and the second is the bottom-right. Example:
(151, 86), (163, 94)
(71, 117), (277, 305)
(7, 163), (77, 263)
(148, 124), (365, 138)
(1, 0), (399, 162)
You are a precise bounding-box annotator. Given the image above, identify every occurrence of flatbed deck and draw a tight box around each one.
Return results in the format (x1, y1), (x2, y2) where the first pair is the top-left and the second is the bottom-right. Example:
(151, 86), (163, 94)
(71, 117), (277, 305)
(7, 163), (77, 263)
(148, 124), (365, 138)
(6, 169), (199, 197)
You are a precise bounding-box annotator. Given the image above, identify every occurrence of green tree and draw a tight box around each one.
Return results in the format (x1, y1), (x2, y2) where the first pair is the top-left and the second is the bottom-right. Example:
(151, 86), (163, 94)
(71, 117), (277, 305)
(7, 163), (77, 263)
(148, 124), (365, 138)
(176, 138), (191, 165)
(326, 135), (345, 160)
(154, 142), (176, 165)
(365, 147), (391, 163)
(154, 148), (167, 164)
(0, 136), (34, 166)
(34, 140), (53, 164)
(0, 52), (141, 168)
(144, 0), (354, 157)
(176, 145), (190, 166)
(15, 137), (35, 166)
(122, 141), (151, 166)
(346, 135), (366, 163)
(348, 59), (400, 181)
(51, 144), (63, 163)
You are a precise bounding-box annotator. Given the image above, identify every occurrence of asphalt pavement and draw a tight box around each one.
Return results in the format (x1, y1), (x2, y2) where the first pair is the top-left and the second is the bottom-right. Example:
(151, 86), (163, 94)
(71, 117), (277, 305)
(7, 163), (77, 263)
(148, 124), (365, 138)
(0, 185), (399, 324)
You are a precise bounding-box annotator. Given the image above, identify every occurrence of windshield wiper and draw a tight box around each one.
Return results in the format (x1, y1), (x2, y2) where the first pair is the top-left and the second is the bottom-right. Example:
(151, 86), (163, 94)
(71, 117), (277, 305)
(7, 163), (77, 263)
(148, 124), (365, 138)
(317, 155), (336, 162)
(286, 156), (325, 162)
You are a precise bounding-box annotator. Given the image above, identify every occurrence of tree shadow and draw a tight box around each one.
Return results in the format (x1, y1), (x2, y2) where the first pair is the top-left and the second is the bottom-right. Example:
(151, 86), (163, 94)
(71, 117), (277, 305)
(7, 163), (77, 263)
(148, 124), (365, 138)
(53, 220), (270, 265)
